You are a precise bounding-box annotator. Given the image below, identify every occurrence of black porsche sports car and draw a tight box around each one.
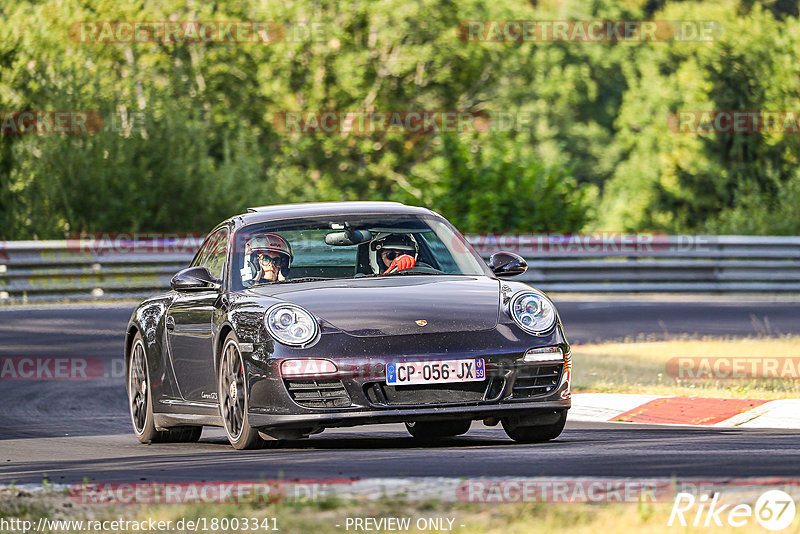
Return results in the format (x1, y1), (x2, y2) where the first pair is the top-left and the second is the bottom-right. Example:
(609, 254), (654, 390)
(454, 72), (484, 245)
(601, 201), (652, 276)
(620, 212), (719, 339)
(126, 202), (571, 449)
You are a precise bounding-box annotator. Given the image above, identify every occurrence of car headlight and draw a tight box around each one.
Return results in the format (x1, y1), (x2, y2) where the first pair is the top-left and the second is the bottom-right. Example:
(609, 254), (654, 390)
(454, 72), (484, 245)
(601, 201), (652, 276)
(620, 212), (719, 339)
(264, 304), (319, 347)
(508, 292), (556, 335)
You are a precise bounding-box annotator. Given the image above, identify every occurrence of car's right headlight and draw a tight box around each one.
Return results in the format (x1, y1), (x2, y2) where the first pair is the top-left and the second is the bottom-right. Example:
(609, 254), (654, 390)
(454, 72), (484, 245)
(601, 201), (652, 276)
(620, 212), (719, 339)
(508, 292), (557, 335)
(264, 303), (319, 347)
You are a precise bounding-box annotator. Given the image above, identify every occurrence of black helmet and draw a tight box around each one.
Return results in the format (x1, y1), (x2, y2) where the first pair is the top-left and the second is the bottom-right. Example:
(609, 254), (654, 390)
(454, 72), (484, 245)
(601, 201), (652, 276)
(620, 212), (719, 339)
(371, 234), (418, 255)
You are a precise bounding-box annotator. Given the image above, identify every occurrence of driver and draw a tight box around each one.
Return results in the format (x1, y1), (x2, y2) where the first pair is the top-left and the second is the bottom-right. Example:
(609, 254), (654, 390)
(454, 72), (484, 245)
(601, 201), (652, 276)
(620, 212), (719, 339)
(372, 234), (417, 275)
(243, 233), (293, 285)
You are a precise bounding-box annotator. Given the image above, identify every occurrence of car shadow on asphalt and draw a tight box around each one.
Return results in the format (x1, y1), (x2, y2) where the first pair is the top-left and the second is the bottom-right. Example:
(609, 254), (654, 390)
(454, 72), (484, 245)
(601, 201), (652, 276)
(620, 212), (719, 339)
(193, 423), (775, 450)
(195, 430), (582, 449)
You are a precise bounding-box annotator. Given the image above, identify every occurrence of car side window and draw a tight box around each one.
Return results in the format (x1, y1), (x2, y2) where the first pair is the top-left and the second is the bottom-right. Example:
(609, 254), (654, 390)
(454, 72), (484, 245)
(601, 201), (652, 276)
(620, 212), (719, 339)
(192, 228), (229, 280)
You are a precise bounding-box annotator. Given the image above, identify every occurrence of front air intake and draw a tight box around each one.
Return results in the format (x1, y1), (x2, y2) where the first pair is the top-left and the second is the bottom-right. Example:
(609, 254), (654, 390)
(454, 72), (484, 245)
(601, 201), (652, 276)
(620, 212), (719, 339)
(511, 363), (563, 398)
(284, 379), (351, 408)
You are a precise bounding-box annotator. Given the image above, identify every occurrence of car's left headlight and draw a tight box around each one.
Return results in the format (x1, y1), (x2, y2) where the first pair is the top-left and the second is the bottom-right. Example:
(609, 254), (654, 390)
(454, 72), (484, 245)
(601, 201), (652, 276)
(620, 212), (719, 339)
(265, 303), (319, 347)
(508, 292), (557, 335)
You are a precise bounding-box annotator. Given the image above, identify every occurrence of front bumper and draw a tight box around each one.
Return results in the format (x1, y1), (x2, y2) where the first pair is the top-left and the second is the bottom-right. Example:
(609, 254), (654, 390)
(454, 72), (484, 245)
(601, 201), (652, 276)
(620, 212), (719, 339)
(244, 325), (572, 431)
(249, 399), (570, 429)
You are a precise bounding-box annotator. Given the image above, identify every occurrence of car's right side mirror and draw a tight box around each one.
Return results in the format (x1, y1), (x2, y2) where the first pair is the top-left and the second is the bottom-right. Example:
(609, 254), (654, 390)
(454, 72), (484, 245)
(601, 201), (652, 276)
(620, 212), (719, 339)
(170, 266), (221, 292)
(488, 251), (528, 278)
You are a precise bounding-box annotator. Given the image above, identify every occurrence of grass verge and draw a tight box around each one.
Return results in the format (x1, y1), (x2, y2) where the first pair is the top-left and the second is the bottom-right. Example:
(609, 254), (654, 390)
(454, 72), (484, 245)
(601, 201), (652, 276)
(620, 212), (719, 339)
(1, 488), (794, 534)
(572, 336), (800, 399)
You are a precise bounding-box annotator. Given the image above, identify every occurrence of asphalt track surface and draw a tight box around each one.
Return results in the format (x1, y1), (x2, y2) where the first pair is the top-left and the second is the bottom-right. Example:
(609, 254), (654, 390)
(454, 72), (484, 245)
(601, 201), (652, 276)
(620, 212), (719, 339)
(1, 299), (799, 485)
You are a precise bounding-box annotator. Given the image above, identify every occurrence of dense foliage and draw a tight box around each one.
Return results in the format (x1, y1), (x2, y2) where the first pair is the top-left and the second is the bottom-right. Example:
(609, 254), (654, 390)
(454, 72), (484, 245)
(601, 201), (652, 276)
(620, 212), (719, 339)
(0, 0), (798, 238)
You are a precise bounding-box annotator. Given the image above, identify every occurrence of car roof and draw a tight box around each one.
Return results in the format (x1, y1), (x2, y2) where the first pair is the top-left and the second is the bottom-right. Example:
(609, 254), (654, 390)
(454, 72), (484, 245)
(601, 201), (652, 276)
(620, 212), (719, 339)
(231, 201), (437, 227)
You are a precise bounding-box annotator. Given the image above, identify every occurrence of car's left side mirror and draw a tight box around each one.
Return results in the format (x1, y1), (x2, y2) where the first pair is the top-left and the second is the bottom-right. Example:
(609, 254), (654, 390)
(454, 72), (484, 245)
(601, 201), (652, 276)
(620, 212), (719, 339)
(488, 251), (528, 278)
(170, 266), (221, 292)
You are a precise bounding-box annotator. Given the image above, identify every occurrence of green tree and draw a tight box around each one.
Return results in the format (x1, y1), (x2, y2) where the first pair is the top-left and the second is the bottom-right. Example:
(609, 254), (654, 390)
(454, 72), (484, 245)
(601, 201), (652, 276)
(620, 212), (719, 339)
(419, 134), (592, 233)
(598, 1), (800, 233)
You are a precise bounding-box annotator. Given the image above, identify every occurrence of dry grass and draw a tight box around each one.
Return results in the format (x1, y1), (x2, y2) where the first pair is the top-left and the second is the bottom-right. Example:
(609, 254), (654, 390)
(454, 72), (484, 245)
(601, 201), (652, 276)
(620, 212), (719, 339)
(140, 500), (796, 534)
(3, 489), (798, 534)
(572, 336), (800, 399)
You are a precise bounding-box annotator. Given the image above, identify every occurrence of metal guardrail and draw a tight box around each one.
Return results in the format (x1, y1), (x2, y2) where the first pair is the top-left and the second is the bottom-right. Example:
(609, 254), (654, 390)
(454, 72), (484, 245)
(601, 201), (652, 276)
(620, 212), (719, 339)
(469, 234), (800, 293)
(0, 239), (200, 303)
(0, 235), (798, 303)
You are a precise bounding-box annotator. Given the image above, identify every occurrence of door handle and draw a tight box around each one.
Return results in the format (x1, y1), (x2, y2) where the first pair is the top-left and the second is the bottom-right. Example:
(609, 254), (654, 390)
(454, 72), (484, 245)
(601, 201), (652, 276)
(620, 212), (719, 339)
(166, 316), (175, 331)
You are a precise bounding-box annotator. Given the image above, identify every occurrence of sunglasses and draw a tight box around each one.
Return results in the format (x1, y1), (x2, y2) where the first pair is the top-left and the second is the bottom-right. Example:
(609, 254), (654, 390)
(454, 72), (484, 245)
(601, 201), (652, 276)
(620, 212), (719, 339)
(381, 250), (405, 261)
(257, 253), (281, 266)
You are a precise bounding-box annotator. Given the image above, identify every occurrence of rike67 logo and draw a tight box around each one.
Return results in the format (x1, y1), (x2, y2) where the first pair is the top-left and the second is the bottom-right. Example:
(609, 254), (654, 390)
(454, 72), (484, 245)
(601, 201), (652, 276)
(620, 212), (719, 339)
(669, 490), (796, 530)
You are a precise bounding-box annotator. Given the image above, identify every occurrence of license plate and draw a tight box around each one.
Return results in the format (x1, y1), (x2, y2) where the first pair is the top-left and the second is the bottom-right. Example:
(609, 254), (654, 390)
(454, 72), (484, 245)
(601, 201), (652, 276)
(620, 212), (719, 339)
(386, 358), (485, 386)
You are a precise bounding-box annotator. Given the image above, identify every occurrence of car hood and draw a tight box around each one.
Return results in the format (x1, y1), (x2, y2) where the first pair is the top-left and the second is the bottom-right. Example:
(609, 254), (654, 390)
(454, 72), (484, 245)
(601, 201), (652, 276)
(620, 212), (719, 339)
(247, 276), (500, 337)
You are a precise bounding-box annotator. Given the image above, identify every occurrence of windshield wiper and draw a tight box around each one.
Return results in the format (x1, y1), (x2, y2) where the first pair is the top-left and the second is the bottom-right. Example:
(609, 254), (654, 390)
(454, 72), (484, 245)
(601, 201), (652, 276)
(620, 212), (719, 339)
(354, 270), (443, 278)
(250, 277), (333, 288)
(389, 270), (443, 276)
(274, 277), (335, 284)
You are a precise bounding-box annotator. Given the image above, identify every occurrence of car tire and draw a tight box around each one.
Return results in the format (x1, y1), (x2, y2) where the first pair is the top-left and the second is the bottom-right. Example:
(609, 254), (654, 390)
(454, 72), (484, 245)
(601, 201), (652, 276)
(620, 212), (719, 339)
(405, 420), (471, 440)
(128, 332), (202, 444)
(502, 410), (567, 443)
(219, 332), (265, 450)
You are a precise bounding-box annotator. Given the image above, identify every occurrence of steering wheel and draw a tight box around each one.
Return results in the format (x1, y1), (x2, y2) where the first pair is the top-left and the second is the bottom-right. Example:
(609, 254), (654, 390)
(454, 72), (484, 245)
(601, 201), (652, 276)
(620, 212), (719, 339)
(392, 262), (441, 274)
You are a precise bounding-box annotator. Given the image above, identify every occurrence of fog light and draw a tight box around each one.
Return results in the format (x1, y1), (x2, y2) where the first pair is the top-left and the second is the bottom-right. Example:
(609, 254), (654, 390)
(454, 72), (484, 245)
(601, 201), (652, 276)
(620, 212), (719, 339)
(281, 359), (338, 378)
(523, 347), (563, 363)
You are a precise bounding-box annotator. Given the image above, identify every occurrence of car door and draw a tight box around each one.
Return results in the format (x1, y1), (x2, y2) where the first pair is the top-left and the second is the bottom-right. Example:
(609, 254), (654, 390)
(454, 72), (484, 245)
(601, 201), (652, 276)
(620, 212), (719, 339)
(166, 228), (228, 403)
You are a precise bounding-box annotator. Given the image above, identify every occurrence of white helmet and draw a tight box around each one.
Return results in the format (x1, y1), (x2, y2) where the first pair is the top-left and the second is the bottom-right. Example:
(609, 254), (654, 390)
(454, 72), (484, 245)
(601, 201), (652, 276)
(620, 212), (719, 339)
(246, 233), (293, 262)
(244, 233), (293, 281)
(369, 233), (418, 274)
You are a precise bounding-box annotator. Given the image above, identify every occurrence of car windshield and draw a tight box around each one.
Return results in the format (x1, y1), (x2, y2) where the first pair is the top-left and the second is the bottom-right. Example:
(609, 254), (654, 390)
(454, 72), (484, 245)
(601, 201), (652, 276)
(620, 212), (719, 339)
(231, 214), (488, 290)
